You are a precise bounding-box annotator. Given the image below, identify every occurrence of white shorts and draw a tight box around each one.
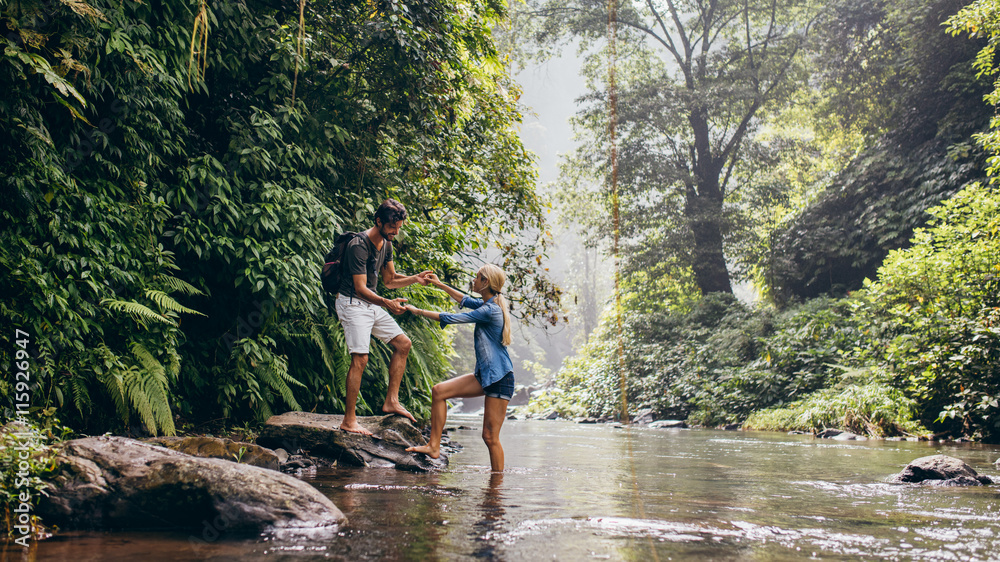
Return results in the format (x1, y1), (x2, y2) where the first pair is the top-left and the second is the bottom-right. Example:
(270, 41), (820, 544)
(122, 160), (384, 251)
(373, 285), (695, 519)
(335, 296), (405, 355)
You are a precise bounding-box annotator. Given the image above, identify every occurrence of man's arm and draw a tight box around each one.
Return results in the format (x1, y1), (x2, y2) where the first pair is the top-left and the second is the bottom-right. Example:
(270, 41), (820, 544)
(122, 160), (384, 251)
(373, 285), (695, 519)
(381, 261), (431, 289)
(352, 274), (407, 314)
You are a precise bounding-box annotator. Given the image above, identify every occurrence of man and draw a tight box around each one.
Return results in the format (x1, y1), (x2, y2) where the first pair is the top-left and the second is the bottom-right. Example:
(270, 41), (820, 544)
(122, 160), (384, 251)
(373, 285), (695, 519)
(335, 199), (430, 435)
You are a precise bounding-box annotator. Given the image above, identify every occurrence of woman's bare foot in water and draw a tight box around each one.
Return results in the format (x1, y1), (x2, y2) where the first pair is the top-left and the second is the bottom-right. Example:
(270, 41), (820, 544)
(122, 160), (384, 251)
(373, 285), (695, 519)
(406, 444), (440, 458)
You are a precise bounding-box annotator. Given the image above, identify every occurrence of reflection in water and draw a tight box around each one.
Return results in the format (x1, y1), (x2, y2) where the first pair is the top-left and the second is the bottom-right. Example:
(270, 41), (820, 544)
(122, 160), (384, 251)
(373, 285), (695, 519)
(7, 418), (1000, 561)
(472, 473), (506, 558)
(624, 428), (660, 562)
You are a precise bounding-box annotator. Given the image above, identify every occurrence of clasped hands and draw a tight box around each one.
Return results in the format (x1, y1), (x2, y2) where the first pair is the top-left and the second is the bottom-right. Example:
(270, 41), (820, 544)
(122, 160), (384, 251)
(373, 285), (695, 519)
(385, 271), (440, 315)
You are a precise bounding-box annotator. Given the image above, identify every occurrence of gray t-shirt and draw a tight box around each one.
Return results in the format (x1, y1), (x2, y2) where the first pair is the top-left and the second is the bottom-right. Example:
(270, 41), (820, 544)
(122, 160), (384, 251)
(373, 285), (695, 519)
(337, 233), (392, 298)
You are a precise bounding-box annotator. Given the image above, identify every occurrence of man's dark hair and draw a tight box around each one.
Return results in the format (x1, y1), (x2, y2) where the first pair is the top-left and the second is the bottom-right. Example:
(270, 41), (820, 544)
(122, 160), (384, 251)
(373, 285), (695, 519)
(374, 199), (407, 225)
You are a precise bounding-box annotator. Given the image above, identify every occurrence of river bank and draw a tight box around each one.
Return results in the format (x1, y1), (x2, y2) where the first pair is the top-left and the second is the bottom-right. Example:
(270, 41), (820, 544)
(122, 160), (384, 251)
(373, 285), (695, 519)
(5, 417), (1000, 560)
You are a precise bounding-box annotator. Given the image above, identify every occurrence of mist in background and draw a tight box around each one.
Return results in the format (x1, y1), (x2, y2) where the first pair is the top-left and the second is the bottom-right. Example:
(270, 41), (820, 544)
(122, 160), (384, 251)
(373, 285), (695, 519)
(447, 48), (615, 408)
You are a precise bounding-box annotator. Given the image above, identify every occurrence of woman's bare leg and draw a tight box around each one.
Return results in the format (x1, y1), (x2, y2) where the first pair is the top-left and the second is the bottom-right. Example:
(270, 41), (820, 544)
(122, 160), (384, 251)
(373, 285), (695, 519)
(407, 374), (484, 458)
(482, 396), (509, 472)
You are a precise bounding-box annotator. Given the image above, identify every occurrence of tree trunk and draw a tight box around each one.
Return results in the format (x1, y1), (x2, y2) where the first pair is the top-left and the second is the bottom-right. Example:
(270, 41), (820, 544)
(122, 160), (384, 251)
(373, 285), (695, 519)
(685, 182), (733, 296)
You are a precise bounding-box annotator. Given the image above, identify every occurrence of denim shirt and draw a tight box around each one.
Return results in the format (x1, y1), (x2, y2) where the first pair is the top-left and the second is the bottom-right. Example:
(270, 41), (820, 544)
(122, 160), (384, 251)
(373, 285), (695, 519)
(438, 296), (514, 388)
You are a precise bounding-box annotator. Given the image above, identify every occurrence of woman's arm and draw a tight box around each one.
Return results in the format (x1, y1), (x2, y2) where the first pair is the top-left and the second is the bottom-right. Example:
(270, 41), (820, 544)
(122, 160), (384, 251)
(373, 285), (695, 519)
(406, 304), (442, 321)
(428, 274), (466, 304)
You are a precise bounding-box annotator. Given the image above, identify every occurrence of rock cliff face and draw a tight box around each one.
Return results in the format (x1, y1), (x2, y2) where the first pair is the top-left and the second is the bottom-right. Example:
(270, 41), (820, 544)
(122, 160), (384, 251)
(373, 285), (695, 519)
(256, 412), (447, 472)
(37, 436), (346, 531)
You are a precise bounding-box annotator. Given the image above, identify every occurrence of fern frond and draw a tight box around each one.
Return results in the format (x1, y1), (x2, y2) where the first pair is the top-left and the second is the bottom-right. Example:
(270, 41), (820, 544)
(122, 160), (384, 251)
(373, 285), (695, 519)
(123, 364), (156, 434)
(165, 348), (181, 379)
(101, 298), (175, 327)
(96, 345), (129, 423)
(145, 289), (206, 317)
(110, 343), (177, 436)
(257, 398), (274, 421)
(131, 342), (165, 379)
(310, 323), (340, 381)
(323, 317), (350, 398)
(140, 368), (176, 436)
(69, 372), (91, 417)
(371, 340), (392, 386)
(253, 354), (302, 411)
(157, 275), (205, 297)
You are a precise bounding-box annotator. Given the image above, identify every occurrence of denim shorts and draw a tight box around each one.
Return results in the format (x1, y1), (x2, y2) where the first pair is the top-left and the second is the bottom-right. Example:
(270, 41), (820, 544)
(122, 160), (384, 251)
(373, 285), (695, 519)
(479, 371), (515, 401)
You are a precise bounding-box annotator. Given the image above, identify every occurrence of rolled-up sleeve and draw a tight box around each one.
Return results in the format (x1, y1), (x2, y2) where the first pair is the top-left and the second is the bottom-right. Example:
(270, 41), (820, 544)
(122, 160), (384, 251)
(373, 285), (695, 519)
(439, 306), (493, 328)
(438, 296), (492, 328)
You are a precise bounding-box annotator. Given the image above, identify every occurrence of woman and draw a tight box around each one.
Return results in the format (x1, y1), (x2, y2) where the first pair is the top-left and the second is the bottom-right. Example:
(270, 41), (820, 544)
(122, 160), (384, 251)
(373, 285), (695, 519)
(405, 264), (514, 472)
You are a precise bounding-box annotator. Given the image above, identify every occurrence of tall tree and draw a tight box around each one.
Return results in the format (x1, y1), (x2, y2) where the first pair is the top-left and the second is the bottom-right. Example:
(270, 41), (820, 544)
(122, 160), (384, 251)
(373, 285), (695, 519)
(520, 0), (817, 295)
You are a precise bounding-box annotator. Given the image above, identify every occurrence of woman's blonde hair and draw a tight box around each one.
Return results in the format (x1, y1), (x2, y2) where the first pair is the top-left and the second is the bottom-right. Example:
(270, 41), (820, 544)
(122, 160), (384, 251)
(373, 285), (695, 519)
(478, 263), (511, 346)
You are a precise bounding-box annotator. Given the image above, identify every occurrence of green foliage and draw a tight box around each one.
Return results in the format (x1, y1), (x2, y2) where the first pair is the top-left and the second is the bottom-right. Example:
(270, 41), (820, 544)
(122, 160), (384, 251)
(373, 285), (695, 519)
(667, 297), (862, 427)
(529, 0), (1000, 443)
(523, 311), (621, 419)
(536, 295), (863, 424)
(543, 185), (1000, 441)
(762, 0), (991, 302)
(1, 420), (68, 539)
(743, 376), (927, 437)
(948, 0), (1000, 178)
(0, 0), (556, 434)
(855, 183), (1000, 439)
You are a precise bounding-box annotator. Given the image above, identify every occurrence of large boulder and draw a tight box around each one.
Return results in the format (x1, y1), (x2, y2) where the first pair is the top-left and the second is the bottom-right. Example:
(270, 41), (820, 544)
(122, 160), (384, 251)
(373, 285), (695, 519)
(145, 436), (279, 471)
(889, 454), (993, 486)
(256, 412), (446, 472)
(37, 436), (346, 531)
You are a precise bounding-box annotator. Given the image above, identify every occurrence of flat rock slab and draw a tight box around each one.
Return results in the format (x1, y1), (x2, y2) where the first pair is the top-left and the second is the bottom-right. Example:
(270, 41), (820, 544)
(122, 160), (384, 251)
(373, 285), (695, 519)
(38, 436), (346, 531)
(649, 420), (688, 429)
(145, 436), (279, 471)
(889, 454), (993, 485)
(257, 412), (447, 472)
(816, 428), (867, 441)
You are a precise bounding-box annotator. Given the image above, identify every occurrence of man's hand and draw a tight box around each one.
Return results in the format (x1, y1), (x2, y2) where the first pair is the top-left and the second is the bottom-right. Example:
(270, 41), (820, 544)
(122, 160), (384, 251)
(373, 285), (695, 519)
(385, 297), (408, 315)
(416, 270), (434, 286)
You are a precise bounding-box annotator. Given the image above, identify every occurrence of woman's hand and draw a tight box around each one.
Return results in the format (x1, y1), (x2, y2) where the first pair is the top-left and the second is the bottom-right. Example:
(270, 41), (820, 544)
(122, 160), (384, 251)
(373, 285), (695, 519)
(425, 272), (441, 286)
(405, 304), (420, 315)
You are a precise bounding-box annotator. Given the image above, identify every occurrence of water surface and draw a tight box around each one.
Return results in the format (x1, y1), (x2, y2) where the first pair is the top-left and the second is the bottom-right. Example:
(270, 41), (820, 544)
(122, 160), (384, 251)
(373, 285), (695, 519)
(8, 416), (1000, 560)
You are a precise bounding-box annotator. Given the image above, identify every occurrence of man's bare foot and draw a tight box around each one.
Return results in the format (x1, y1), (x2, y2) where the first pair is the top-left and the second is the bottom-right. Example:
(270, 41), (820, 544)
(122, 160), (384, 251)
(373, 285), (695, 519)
(406, 445), (440, 459)
(382, 403), (417, 423)
(340, 422), (373, 436)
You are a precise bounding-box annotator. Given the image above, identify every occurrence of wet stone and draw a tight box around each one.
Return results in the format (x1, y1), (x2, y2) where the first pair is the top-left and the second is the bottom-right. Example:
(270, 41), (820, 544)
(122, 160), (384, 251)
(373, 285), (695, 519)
(816, 428), (866, 440)
(38, 435), (346, 531)
(889, 454), (993, 485)
(145, 436), (279, 471)
(649, 420), (688, 429)
(257, 412), (447, 472)
(631, 408), (655, 424)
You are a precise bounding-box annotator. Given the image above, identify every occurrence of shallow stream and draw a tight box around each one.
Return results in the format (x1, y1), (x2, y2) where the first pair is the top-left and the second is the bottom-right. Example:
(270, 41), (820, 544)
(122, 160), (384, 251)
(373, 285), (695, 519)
(7, 416), (1000, 560)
